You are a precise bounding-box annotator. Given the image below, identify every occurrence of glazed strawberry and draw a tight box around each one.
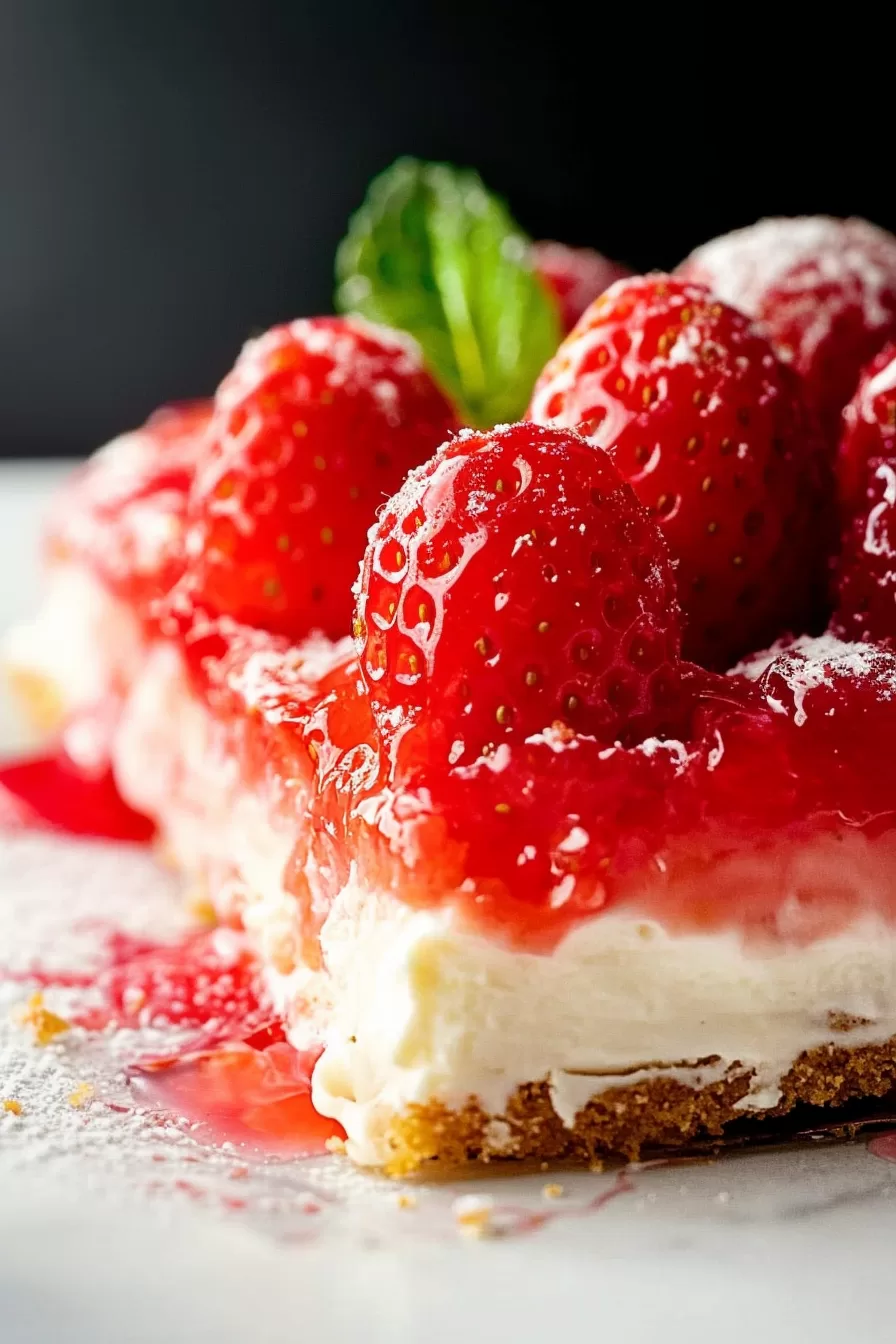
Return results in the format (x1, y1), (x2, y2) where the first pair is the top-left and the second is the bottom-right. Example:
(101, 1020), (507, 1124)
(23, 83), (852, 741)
(679, 217), (896, 441)
(533, 241), (631, 333)
(46, 401), (211, 613)
(183, 318), (458, 641)
(343, 634), (896, 947)
(837, 342), (896, 516)
(528, 275), (828, 668)
(832, 457), (896, 644)
(354, 422), (683, 769)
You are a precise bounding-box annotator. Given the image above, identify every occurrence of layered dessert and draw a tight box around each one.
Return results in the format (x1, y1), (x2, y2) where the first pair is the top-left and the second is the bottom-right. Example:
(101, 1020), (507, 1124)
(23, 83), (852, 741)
(8, 168), (896, 1173)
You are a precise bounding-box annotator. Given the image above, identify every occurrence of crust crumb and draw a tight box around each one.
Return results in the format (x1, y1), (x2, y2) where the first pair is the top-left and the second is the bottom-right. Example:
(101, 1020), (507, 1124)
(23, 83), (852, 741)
(542, 1182), (564, 1199)
(67, 1082), (95, 1108)
(17, 993), (70, 1046)
(186, 892), (219, 927)
(452, 1194), (495, 1239)
(2, 1099), (23, 1115)
(394, 1192), (417, 1210)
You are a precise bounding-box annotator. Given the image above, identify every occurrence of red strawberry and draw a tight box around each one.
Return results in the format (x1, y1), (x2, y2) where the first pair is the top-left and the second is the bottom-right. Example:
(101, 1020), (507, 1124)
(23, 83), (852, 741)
(348, 635), (896, 948)
(837, 342), (896, 516)
(183, 317), (458, 641)
(354, 422), (684, 770)
(46, 401), (211, 613)
(679, 217), (896, 441)
(832, 456), (896, 644)
(528, 274), (828, 668)
(533, 241), (631, 333)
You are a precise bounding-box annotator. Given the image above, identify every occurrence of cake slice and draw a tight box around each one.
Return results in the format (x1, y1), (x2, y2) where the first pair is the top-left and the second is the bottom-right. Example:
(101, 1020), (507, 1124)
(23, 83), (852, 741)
(9, 272), (896, 1175)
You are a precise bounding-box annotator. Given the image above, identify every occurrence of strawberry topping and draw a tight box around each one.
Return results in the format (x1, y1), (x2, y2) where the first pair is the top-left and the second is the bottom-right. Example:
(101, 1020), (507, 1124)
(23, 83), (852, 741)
(528, 275), (828, 668)
(533, 241), (631, 333)
(679, 217), (896, 442)
(354, 423), (684, 768)
(46, 401), (211, 614)
(836, 342), (896, 516)
(183, 317), (458, 642)
(833, 457), (896, 645)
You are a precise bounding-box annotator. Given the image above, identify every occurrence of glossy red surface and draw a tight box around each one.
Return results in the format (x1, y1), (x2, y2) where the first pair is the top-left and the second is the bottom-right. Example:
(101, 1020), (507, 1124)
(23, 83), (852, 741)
(182, 316), (457, 642)
(0, 753), (155, 843)
(680, 217), (896, 444)
(529, 276), (829, 668)
(355, 423), (684, 768)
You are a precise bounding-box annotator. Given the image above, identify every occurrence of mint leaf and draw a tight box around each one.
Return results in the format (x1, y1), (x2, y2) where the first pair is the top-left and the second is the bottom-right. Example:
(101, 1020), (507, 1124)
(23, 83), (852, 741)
(335, 158), (561, 428)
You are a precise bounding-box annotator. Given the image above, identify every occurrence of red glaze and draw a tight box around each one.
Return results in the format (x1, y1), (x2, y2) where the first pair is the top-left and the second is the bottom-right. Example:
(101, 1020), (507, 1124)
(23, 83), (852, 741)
(355, 423), (684, 768)
(302, 641), (896, 948)
(182, 317), (458, 643)
(528, 276), (829, 668)
(833, 458), (896, 644)
(0, 920), (343, 1155)
(837, 343), (896, 516)
(868, 1132), (896, 1163)
(0, 753), (154, 843)
(533, 241), (631, 333)
(45, 402), (211, 614)
(131, 1041), (342, 1156)
(679, 217), (896, 443)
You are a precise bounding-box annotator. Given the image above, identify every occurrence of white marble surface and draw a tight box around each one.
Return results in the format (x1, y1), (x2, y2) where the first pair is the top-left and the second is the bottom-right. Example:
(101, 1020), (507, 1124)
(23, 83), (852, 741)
(1, 462), (896, 1344)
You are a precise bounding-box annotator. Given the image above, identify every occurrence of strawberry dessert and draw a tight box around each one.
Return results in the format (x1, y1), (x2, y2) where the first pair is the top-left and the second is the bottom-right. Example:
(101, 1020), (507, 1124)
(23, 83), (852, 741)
(8, 181), (896, 1174)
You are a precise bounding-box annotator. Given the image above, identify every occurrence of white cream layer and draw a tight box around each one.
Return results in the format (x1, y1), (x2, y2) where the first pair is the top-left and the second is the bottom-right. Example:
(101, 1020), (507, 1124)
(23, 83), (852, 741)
(8, 563), (896, 1168)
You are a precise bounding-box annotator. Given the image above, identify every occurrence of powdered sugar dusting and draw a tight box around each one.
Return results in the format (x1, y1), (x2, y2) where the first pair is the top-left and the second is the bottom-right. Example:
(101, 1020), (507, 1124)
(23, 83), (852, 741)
(684, 217), (896, 336)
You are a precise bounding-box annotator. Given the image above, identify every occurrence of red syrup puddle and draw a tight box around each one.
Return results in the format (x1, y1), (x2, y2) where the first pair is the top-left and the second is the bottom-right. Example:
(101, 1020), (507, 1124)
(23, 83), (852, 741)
(489, 1168), (634, 1237)
(867, 1132), (896, 1162)
(0, 753), (154, 843)
(1, 921), (345, 1158)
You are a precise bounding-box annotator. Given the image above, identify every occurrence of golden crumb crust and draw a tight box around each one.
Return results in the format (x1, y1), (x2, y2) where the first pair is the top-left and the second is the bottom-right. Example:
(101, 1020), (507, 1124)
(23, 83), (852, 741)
(383, 1035), (896, 1175)
(4, 667), (65, 734)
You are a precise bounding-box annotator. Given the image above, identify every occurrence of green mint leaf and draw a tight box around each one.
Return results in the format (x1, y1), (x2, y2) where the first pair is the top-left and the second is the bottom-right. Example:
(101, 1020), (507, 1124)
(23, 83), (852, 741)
(335, 157), (561, 428)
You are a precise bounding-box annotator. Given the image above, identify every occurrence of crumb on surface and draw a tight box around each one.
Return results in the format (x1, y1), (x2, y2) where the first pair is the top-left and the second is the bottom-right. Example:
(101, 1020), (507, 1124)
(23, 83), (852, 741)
(325, 1135), (347, 1155)
(452, 1194), (495, 1239)
(395, 1192), (417, 1210)
(67, 1082), (95, 1109)
(542, 1182), (564, 1199)
(2, 1099), (23, 1115)
(17, 993), (70, 1046)
(185, 892), (219, 927)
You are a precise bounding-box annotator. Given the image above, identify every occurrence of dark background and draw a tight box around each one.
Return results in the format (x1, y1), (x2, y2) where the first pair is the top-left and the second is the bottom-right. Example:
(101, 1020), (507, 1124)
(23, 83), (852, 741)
(0, 2), (890, 458)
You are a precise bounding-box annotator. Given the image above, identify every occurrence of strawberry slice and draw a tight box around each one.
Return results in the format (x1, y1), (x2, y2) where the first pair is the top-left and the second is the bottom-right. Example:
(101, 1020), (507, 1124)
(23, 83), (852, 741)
(679, 217), (896, 443)
(353, 422), (684, 769)
(183, 317), (458, 642)
(837, 342), (896, 516)
(533, 241), (631, 333)
(528, 275), (828, 668)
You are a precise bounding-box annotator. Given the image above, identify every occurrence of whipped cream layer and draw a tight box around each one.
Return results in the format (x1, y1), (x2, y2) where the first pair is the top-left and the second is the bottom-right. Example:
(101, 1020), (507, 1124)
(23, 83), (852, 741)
(9, 562), (896, 1167)
(295, 883), (896, 1164)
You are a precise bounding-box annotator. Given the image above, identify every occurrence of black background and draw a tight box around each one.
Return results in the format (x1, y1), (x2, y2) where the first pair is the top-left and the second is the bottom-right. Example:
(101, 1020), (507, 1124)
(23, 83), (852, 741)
(0, 1), (891, 458)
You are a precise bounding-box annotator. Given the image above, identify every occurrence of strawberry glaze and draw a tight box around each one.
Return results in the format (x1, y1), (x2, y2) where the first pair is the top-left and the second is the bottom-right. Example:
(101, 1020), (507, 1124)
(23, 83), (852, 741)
(0, 923), (342, 1156)
(0, 753), (154, 843)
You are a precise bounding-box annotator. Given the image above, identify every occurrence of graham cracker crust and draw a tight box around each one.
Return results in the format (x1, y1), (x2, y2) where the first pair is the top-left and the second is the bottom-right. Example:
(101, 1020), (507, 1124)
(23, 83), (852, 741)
(383, 1035), (896, 1175)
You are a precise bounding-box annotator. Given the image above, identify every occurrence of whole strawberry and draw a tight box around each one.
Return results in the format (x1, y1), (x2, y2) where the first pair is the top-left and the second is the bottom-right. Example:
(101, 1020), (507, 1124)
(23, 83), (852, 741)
(679, 217), (896, 441)
(533, 241), (631, 333)
(837, 342), (896, 516)
(528, 275), (827, 668)
(47, 401), (211, 614)
(354, 422), (684, 769)
(832, 457), (896, 644)
(184, 317), (458, 641)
